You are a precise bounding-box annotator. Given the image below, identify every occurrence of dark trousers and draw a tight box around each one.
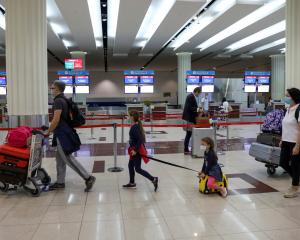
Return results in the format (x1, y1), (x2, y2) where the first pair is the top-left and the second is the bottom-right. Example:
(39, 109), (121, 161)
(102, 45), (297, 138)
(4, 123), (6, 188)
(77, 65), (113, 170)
(280, 141), (300, 186)
(184, 130), (192, 152)
(129, 154), (154, 183)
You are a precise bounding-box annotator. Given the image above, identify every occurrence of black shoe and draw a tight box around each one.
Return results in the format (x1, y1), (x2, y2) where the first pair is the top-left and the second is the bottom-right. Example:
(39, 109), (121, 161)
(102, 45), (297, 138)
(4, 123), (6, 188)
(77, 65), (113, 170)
(122, 183), (137, 189)
(85, 176), (96, 192)
(184, 151), (191, 155)
(153, 177), (159, 192)
(49, 182), (65, 191)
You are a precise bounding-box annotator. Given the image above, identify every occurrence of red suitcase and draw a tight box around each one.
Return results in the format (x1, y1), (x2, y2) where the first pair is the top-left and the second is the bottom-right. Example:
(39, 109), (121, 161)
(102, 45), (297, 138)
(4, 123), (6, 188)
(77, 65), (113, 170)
(0, 144), (30, 169)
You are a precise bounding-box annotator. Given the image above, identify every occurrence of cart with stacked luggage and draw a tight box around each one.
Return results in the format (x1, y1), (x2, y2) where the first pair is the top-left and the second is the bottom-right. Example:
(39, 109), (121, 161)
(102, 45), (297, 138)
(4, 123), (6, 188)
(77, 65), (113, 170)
(0, 130), (51, 196)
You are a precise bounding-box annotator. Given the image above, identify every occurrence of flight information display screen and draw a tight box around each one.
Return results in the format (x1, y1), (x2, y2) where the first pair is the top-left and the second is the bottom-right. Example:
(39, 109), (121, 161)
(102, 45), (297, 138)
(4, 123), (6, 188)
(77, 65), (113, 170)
(124, 76), (139, 84)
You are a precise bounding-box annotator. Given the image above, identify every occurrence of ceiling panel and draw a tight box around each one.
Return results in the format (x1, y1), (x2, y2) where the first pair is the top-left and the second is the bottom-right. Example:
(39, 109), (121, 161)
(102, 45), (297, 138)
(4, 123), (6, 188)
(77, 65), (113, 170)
(113, 0), (151, 54)
(55, 0), (96, 52)
(141, 1), (205, 54)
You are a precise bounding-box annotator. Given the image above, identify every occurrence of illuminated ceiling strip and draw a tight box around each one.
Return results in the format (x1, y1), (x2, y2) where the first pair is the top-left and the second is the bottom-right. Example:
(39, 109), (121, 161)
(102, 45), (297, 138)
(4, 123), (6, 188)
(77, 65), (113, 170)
(225, 20), (285, 53)
(170, 0), (236, 50)
(197, 0), (285, 51)
(134, 0), (176, 49)
(87, 0), (103, 48)
(108, 0), (120, 39)
(248, 38), (285, 54)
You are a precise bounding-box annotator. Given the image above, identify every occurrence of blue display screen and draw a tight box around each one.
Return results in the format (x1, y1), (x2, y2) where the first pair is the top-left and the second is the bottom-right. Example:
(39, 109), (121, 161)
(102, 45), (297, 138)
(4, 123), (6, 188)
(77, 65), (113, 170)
(201, 76), (214, 84)
(186, 75), (200, 84)
(124, 76), (139, 84)
(0, 76), (6, 85)
(245, 76), (257, 84)
(59, 76), (73, 85)
(258, 76), (270, 84)
(75, 76), (89, 84)
(140, 76), (154, 84)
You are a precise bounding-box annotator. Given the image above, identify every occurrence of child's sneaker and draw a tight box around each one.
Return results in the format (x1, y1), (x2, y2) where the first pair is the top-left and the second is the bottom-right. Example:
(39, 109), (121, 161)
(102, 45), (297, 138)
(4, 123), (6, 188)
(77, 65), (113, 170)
(220, 187), (227, 197)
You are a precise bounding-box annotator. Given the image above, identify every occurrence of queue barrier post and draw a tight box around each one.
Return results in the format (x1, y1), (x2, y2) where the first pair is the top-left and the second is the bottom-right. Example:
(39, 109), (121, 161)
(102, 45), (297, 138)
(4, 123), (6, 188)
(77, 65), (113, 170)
(108, 123), (124, 172)
(121, 116), (124, 144)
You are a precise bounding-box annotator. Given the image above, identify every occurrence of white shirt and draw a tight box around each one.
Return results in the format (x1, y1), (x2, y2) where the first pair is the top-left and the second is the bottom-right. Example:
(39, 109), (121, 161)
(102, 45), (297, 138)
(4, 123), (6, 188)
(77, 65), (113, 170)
(201, 97), (209, 111)
(282, 104), (300, 143)
(222, 101), (229, 112)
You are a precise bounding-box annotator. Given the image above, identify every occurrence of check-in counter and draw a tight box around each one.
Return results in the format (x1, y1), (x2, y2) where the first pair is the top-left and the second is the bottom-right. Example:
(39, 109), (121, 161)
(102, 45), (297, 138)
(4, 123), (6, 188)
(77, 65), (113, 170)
(126, 104), (144, 118)
(152, 103), (167, 120)
(273, 102), (285, 110)
(208, 102), (241, 118)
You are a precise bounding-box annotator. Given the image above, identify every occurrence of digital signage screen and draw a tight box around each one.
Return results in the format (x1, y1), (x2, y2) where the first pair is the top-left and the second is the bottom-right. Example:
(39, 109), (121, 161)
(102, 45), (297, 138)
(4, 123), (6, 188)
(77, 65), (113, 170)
(244, 76), (257, 84)
(0, 76), (6, 85)
(202, 85), (214, 93)
(0, 86), (6, 95)
(258, 85), (270, 93)
(186, 75), (200, 84)
(65, 59), (83, 70)
(75, 85), (89, 94)
(124, 76), (139, 84)
(125, 85), (139, 94)
(140, 76), (154, 84)
(187, 85), (199, 93)
(140, 85), (154, 93)
(258, 76), (270, 84)
(201, 76), (214, 84)
(75, 76), (89, 84)
(64, 85), (73, 94)
(59, 75), (73, 85)
(244, 85), (257, 93)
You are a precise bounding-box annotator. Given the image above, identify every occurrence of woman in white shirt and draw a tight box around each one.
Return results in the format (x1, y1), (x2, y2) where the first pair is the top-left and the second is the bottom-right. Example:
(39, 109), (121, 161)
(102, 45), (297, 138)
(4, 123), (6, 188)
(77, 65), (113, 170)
(280, 88), (300, 198)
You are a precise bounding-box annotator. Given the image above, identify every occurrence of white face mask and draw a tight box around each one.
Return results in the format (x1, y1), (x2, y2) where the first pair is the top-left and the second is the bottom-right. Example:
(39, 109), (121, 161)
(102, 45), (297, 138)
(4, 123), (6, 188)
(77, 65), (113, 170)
(200, 145), (207, 150)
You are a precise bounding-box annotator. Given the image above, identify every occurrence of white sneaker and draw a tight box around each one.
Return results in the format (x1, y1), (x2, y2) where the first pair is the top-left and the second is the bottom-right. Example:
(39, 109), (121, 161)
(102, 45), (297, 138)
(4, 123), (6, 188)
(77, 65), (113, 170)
(284, 186), (299, 198)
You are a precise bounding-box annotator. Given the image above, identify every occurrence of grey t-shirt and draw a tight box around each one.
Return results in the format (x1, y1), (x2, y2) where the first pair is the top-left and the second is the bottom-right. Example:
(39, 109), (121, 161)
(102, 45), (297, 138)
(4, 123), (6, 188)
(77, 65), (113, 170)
(53, 94), (70, 128)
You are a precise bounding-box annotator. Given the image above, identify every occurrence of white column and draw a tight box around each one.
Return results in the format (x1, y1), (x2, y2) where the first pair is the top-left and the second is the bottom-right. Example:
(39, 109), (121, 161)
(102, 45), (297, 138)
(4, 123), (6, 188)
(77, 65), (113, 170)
(285, 0), (300, 89)
(6, 0), (48, 127)
(70, 51), (87, 70)
(270, 54), (285, 100)
(177, 52), (191, 108)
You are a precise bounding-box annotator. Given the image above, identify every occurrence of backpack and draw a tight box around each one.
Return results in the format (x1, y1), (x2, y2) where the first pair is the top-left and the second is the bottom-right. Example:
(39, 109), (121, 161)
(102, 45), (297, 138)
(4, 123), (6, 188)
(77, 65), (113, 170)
(57, 96), (86, 128)
(6, 126), (33, 148)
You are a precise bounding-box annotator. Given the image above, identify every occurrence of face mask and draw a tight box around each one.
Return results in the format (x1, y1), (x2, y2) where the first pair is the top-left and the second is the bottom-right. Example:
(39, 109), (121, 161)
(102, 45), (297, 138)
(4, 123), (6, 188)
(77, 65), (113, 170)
(200, 145), (207, 150)
(284, 97), (292, 105)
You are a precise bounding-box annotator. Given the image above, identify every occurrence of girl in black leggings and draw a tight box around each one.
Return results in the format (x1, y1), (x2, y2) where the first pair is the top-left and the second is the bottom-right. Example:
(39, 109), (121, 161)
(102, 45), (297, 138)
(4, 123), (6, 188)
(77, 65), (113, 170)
(123, 111), (158, 191)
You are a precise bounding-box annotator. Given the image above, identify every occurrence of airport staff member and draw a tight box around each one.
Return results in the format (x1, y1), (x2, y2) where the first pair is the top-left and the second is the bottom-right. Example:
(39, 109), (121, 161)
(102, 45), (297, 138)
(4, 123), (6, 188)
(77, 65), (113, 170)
(182, 87), (201, 154)
(201, 93), (209, 116)
(47, 80), (96, 192)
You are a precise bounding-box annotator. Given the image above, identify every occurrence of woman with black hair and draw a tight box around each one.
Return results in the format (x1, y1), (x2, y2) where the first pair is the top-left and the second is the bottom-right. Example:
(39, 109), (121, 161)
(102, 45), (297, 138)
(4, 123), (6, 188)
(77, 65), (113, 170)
(280, 88), (300, 198)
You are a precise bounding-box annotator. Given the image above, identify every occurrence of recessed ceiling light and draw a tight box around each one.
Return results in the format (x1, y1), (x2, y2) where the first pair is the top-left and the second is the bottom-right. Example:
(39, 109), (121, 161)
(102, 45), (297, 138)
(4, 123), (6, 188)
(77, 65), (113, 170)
(87, 0), (103, 48)
(102, 3), (107, 7)
(133, 0), (176, 48)
(197, 0), (285, 51)
(225, 20), (285, 53)
(108, 0), (120, 39)
(170, 0), (236, 50)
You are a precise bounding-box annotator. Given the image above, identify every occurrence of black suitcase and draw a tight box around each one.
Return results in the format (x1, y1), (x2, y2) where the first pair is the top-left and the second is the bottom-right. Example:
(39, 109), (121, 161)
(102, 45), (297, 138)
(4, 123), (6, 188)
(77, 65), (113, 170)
(256, 133), (281, 147)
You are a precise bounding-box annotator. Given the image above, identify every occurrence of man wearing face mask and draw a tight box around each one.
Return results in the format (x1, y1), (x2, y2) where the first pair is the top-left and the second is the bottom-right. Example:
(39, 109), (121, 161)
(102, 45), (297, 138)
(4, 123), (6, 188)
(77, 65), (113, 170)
(280, 88), (300, 198)
(47, 80), (96, 192)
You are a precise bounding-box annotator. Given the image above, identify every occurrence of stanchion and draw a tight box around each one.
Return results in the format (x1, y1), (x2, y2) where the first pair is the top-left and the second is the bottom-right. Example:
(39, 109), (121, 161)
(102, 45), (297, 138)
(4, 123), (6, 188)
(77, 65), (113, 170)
(108, 123), (124, 172)
(226, 125), (229, 151)
(89, 112), (96, 140)
(150, 107), (154, 133)
(121, 117), (124, 144)
(215, 121), (225, 156)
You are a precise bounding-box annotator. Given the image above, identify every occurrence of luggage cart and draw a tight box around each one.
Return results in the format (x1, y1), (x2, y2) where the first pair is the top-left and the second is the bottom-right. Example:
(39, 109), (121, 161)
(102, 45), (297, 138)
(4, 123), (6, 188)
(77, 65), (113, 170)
(0, 131), (51, 197)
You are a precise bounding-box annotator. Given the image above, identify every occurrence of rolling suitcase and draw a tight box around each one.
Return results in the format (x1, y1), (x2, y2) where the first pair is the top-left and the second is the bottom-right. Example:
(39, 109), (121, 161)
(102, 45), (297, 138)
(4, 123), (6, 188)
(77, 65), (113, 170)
(199, 174), (228, 194)
(256, 133), (281, 147)
(249, 142), (281, 175)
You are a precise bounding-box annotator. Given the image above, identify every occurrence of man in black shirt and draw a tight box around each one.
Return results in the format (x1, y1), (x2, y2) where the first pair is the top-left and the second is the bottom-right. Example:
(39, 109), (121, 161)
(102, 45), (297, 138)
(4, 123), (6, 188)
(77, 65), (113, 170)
(47, 80), (96, 192)
(182, 87), (201, 154)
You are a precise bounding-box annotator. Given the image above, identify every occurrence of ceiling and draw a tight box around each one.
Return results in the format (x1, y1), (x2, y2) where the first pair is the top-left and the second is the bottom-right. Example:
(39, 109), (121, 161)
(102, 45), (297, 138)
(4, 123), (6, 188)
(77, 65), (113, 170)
(0, 0), (286, 75)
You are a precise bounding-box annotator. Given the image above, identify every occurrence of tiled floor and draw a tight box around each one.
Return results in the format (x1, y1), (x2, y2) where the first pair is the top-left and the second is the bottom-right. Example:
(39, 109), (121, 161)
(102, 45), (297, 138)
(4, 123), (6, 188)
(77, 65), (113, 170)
(1, 123), (300, 240)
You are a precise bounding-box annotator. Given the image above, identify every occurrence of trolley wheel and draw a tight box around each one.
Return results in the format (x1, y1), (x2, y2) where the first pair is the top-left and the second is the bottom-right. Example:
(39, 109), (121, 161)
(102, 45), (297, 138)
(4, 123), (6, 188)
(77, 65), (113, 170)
(204, 189), (209, 194)
(23, 178), (41, 197)
(267, 166), (276, 176)
(38, 168), (51, 185)
(0, 181), (9, 192)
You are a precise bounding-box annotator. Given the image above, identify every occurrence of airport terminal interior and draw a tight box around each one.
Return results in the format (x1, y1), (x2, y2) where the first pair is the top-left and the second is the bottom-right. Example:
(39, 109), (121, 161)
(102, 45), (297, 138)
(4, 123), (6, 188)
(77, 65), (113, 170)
(0, 0), (300, 239)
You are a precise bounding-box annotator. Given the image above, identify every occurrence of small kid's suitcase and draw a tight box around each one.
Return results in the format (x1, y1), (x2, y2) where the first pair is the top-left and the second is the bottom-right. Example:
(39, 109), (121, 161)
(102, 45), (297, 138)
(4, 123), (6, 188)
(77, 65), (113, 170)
(199, 174), (228, 194)
(249, 142), (281, 175)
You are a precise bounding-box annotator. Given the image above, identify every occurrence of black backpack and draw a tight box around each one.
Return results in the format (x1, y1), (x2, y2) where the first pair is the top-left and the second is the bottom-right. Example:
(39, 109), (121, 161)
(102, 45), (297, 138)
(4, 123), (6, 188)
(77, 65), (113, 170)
(59, 96), (86, 128)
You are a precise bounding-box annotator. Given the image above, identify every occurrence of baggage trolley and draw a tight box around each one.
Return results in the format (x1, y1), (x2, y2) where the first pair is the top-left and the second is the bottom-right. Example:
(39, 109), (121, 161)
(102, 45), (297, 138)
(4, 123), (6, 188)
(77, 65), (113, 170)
(0, 130), (51, 197)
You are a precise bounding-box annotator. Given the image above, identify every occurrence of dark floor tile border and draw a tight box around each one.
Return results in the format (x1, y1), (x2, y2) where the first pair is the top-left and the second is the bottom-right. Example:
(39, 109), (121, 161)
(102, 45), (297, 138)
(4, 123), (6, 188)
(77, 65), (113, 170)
(92, 161), (105, 173)
(227, 173), (278, 195)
